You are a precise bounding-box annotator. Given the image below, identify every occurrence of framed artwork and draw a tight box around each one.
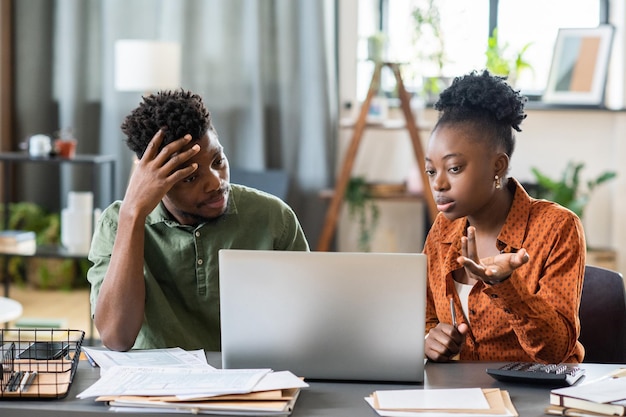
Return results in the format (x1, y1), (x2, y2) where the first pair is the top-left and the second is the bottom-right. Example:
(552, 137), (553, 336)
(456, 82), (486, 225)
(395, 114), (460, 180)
(543, 25), (614, 106)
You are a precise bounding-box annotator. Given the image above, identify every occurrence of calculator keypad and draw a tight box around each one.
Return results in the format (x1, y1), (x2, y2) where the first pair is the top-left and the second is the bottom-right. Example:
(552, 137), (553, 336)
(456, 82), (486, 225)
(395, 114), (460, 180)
(486, 362), (585, 386)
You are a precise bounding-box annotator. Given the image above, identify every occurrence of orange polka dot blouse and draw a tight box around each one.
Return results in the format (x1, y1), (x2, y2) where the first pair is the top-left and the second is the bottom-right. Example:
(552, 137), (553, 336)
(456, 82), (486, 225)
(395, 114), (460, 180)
(424, 178), (585, 363)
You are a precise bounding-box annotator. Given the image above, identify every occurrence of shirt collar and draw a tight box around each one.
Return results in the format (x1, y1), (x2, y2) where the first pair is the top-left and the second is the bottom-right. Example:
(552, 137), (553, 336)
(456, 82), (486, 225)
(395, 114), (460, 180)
(146, 184), (239, 227)
(496, 177), (532, 252)
(437, 177), (532, 253)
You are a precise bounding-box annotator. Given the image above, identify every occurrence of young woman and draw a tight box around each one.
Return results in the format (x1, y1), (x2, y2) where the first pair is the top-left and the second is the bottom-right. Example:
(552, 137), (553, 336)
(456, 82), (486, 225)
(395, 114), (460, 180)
(423, 70), (585, 363)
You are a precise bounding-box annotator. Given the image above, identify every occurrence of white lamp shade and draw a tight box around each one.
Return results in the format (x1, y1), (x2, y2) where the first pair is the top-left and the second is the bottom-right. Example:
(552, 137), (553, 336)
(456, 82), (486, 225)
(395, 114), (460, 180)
(115, 40), (182, 92)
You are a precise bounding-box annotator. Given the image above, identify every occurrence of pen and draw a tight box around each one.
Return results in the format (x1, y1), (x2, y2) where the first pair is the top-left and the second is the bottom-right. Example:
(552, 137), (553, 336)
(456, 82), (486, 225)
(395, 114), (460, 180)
(20, 371), (36, 392)
(449, 297), (457, 328)
(83, 351), (98, 367)
(18, 371), (30, 392)
(8, 371), (23, 392)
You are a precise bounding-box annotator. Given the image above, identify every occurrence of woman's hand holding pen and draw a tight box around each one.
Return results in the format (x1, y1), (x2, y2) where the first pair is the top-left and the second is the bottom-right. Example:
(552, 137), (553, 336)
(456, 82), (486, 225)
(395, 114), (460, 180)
(457, 226), (530, 285)
(425, 321), (469, 362)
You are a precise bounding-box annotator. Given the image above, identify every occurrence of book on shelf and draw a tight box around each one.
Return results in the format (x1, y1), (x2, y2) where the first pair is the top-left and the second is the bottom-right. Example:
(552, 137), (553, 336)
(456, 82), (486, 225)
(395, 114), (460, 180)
(548, 369), (626, 416)
(0, 230), (36, 254)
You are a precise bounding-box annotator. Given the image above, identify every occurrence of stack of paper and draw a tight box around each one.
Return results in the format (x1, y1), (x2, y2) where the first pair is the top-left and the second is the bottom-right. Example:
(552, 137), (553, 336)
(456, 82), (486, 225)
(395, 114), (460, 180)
(78, 348), (308, 416)
(547, 369), (626, 416)
(82, 346), (211, 372)
(0, 230), (36, 254)
(365, 387), (519, 417)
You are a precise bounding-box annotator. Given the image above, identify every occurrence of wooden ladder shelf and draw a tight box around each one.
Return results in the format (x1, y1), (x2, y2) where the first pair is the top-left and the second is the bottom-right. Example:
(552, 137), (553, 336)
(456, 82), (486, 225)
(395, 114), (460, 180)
(317, 62), (437, 251)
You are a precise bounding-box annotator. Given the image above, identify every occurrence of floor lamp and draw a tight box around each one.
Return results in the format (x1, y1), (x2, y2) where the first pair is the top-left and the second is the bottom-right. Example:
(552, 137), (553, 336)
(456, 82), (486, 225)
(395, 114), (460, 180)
(114, 39), (182, 95)
(114, 39), (183, 178)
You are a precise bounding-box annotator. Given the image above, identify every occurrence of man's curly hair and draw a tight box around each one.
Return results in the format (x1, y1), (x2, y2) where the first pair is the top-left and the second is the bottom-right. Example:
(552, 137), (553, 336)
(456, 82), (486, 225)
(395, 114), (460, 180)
(121, 89), (214, 159)
(434, 70), (527, 158)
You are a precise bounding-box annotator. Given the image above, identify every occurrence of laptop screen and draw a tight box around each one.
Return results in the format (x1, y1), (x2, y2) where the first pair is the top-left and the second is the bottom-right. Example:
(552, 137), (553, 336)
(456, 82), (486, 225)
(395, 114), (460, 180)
(219, 250), (427, 382)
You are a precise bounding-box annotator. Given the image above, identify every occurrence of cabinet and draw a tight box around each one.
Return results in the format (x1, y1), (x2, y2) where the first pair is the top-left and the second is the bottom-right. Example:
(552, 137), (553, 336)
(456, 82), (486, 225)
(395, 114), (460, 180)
(0, 152), (115, 341)
(332, 119), (431, 253)
(317, 62), (437, 251)
(0, 152), (116, 297)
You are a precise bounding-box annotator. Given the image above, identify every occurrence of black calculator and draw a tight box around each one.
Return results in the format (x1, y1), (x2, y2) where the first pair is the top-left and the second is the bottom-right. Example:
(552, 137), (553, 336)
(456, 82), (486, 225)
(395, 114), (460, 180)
(486, 362), (585, 386)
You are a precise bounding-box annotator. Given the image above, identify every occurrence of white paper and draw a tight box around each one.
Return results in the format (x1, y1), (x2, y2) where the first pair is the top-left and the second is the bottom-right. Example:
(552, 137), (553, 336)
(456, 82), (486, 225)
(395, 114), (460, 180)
(375, 388), (489, 411)
(364, 397), (515, 417)
(77, 366), (270, 399)
(552, 376), (626, 403)
(82, 347), (212, 374)
(175, 370), (309, 401)
(252, 370), (309, 391)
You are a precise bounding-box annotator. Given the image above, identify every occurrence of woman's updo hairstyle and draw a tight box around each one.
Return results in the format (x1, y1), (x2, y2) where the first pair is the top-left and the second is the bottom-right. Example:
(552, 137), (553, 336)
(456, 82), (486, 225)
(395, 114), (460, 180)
(433, 70), (527, 158)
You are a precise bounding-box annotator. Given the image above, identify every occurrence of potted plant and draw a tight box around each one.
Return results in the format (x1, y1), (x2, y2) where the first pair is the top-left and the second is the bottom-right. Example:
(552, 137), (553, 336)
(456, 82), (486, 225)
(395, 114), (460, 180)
(530, 161), (616, 220)
(367, 31), (387, 63)
(344, 177), (380, 252)
(0, 202), (89, 290)
(530, 161), (617, 269)
(485, 28), (533, 87)
(409, 0), (450, 103)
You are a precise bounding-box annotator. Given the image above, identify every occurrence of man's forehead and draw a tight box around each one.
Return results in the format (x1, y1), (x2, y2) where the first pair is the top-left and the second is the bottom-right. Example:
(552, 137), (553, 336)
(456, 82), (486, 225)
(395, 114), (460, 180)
(182, 131), (220, 151)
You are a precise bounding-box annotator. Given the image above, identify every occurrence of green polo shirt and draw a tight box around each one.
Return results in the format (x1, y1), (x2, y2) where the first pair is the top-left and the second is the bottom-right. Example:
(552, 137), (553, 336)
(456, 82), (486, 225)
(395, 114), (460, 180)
(87, 184), (309, 351)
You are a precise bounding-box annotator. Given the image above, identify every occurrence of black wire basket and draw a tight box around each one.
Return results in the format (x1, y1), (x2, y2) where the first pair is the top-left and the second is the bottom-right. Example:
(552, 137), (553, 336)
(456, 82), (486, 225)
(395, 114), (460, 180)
(0, 328), (84, 399)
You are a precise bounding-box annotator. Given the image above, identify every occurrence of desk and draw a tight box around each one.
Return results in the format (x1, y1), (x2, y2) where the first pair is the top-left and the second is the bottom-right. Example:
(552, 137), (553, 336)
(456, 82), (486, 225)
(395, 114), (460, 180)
(0, 354), (621, 417)
(0, 296), (22, 324)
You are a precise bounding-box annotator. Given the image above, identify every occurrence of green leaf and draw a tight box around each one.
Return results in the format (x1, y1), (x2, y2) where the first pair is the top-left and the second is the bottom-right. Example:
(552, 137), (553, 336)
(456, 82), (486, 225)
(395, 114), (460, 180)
(344, 177), (379, 252)
(530, 162), (616, 219)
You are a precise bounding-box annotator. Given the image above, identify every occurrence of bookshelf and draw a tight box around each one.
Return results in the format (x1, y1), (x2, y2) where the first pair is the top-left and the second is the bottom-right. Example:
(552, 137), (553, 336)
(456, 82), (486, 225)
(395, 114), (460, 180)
(0, 153), (115, 343)
(317, 62), (437, 251)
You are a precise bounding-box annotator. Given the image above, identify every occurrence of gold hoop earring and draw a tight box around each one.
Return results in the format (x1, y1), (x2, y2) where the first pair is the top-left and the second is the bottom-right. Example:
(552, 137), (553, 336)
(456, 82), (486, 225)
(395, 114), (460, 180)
(494, 175), (502, 189)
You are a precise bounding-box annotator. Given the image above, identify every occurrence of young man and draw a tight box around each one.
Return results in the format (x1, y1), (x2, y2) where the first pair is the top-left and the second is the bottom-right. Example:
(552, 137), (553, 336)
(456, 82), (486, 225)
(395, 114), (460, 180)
(88, 90), (309, 351)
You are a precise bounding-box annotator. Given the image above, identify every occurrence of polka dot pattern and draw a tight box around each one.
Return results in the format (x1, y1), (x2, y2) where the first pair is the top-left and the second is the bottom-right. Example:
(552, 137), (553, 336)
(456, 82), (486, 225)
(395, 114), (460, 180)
(424, 178), (585, 363)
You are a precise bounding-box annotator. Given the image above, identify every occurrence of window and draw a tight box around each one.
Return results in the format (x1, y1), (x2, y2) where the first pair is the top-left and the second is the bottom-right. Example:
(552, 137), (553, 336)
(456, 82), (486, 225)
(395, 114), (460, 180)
(496, 0), (602, 94)
(357, 0), (606, 98)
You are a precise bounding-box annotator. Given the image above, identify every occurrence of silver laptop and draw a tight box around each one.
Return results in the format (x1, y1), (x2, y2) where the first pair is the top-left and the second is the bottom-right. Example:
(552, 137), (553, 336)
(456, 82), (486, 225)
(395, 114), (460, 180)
(219, 250), (427, 382)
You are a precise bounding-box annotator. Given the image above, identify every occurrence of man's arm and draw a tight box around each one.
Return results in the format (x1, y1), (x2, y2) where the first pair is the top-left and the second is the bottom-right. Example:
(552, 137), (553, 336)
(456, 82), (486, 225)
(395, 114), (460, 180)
(93, 131), (200, 351)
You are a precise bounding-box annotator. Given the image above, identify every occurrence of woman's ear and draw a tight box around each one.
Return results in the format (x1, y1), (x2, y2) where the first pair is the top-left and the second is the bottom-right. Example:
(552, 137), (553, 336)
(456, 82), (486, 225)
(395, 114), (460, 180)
(495, 152), (510, 178)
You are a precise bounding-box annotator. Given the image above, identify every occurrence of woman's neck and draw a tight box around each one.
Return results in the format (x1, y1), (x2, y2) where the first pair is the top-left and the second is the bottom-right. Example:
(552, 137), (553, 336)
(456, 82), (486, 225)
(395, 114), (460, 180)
(466, 178), (515, 237)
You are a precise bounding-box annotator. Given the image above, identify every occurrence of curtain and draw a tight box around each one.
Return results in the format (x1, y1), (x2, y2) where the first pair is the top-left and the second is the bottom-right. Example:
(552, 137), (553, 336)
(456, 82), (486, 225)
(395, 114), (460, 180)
(13, 0), (338, 248)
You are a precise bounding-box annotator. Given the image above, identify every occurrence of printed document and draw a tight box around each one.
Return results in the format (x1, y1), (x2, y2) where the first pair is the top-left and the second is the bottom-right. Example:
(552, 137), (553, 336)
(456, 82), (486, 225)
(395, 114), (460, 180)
(77, 366), (271, 399)
(82, 347), (212, 373)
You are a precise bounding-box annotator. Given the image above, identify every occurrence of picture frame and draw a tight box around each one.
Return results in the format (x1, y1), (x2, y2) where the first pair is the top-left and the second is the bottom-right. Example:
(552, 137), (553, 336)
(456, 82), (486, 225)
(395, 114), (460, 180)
(543, 25), (614, 106)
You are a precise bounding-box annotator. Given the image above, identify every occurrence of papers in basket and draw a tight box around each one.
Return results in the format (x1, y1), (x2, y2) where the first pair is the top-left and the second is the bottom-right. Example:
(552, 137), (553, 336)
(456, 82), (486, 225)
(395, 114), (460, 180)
(365, 387), (519, 417)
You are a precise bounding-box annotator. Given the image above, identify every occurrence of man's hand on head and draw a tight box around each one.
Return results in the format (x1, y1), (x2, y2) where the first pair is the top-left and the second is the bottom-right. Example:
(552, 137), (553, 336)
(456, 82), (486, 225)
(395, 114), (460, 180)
(122, 129), (200, 220)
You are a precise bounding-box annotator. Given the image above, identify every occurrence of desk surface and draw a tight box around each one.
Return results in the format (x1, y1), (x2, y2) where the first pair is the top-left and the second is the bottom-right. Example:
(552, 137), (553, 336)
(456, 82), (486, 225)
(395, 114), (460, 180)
(0, 355), (621, 417)
(0, 297), (22, 323)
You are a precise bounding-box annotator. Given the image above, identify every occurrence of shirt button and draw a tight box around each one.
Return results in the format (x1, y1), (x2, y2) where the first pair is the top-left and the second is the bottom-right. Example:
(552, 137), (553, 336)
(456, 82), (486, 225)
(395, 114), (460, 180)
(195, 231), (200, 237)
(470, 309), (476, 315)
(490, 293), (498, 298)
(197, 259), (203, 265)
(504, 308), (512, 314)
